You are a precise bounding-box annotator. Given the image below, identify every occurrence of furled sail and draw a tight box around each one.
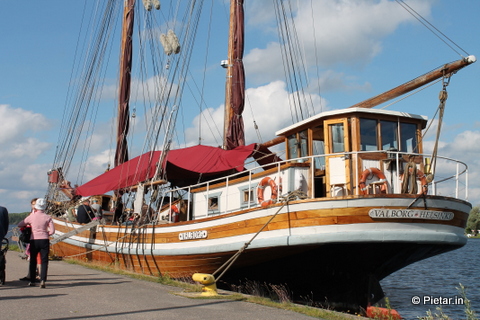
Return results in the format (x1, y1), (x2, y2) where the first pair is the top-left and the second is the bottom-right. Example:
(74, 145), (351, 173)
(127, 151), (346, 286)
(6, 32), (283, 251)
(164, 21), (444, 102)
(76, 144), (257, 196)
(115, 0), (135, 167)
(224, 0), (245, 150)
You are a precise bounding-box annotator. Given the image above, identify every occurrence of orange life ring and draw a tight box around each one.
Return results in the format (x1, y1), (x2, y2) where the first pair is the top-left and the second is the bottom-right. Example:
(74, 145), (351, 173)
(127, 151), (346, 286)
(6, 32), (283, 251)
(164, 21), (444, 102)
(358, 167), (388, 195)
(257, 177), (278, 207)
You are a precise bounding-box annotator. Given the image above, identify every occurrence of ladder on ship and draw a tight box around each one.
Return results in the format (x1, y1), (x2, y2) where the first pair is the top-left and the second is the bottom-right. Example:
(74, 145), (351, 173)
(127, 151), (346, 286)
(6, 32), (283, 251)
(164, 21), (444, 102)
(50, 220), (100, 245)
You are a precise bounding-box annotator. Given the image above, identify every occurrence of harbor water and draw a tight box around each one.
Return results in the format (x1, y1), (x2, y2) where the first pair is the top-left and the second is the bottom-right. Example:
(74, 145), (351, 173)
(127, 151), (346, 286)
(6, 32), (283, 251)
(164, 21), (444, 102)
(381, 239), (480, 319)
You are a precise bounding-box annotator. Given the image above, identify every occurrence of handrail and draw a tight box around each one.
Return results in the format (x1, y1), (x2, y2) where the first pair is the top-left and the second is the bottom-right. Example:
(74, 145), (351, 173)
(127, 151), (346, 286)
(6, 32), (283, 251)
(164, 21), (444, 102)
(163, 150), (469, 214)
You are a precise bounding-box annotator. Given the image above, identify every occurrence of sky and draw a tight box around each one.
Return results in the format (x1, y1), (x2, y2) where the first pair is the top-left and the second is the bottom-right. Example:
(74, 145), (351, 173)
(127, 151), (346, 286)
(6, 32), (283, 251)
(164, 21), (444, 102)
(0, 0), (479, 213)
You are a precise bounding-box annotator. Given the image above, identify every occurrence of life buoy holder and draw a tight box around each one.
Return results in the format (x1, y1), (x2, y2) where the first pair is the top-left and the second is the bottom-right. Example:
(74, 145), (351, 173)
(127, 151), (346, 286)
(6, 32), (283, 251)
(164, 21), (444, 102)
(257, 177), (278, 207)
(358, 167), (388, 195)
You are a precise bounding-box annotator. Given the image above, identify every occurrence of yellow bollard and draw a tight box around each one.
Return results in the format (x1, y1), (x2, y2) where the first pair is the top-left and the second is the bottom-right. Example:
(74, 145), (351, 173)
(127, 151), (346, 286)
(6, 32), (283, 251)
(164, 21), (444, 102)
(192, 273), (218, 296)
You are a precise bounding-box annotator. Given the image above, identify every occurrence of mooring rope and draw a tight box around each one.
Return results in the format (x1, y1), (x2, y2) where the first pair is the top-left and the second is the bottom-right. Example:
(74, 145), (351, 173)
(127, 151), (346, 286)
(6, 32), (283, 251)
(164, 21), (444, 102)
(212, 189), (308, 283)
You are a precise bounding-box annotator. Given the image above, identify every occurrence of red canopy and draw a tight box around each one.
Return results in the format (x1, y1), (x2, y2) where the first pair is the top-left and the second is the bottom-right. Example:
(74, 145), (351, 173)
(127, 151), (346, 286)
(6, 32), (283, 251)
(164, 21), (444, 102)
(75, 144), (257, 196)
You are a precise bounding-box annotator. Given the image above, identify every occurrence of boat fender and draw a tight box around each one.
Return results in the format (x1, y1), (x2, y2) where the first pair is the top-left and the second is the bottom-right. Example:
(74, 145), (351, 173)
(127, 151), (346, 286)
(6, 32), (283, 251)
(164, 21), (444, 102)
(366, 306), (402, 320)
(358, 167), (388, 195)
(169, 205), (179, 223)
(257, 177), (278, 207)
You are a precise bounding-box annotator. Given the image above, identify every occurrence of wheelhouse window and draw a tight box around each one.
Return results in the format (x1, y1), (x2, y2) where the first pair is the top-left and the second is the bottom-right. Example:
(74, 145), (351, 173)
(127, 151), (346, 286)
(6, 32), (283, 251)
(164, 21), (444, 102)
(380, 120), (398, 150)
(360, 118), (377, 151)
(312, 126), (325, 171)
(288, 134), (299, 159)
(360, 118), (417, 152)
(330, 123), (345, 153)
(400, 122), (418, 152)
(299, 131), (308, 158)
(287, 130), (308, 160)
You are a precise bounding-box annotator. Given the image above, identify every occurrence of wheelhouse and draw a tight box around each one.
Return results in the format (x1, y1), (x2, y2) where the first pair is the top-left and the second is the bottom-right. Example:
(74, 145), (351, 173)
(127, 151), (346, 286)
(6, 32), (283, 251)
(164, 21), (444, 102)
(276, 107), (428, 197)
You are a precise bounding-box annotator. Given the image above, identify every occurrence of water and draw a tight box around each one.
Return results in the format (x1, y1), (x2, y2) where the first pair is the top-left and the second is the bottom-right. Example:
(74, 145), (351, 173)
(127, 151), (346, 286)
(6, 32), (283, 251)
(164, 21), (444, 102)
(381, 239), (480, 319)
(5, 224), (17, 239)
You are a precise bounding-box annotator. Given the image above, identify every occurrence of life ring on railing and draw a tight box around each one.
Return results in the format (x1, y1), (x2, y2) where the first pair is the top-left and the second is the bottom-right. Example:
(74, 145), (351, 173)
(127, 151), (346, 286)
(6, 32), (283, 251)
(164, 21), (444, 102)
(358, 167), (388, 195)
(169, 204), (179, 222)
(257, 177), (278, 207)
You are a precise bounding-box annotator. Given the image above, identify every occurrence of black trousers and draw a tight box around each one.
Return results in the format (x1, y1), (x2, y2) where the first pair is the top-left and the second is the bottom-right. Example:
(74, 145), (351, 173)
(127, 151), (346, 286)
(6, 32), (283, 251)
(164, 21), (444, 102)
(28, 239), (49, 282)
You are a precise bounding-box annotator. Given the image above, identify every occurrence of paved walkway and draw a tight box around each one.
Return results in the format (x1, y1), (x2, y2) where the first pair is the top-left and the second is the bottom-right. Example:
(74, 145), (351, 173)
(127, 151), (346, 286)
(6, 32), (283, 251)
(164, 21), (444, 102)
(0, 250), (318, 320)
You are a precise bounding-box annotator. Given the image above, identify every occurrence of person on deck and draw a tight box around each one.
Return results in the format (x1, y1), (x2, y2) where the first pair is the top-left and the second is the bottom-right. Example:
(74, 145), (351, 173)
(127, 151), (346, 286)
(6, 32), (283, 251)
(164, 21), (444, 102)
(90, 199), (103, 219)
(17, 198), (55, 288)
(76, 198), (95, 224)
(113, 201), (124, 225)
(0, 205), (9, 241)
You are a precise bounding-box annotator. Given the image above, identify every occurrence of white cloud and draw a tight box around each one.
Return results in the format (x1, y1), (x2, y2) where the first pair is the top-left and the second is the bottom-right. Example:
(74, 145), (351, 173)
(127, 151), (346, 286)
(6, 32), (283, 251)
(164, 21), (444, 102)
(424, 130), (480, 206)
(244, 0), (433, 88)
(0, 105), (53, 212)
(184, 80), (327, 147)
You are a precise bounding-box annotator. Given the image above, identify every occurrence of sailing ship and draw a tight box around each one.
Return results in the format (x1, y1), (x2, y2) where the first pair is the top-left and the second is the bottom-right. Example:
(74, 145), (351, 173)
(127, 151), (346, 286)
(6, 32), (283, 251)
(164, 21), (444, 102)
(45, 0), (475, 311)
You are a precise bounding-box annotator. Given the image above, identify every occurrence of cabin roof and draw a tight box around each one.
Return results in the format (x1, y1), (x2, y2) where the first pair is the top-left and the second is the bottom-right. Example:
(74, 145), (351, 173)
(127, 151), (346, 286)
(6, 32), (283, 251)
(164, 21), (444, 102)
(275, 107), (428, 136)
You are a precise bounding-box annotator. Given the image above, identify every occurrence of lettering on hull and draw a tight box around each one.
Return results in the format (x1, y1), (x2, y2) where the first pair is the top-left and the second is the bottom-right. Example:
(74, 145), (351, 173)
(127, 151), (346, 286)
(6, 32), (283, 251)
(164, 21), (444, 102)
(178, 230), (208, 241)
(368, 209), (454, 221)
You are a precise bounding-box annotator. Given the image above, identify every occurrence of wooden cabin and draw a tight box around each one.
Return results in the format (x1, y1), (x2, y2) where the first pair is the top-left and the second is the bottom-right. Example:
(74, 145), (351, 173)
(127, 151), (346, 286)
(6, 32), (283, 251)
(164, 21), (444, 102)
(276, 107), (428, 198)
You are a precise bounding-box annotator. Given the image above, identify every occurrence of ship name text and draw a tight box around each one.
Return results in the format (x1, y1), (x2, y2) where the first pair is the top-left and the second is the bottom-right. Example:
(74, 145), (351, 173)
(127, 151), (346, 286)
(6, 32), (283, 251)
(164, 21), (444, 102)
(368, 209), (454, 221)
(178, 230), (208, 241)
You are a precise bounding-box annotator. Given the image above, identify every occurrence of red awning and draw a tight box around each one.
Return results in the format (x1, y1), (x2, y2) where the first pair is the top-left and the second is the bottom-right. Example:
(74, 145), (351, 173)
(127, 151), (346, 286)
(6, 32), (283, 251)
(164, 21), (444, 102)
(75, 143), (257, 196)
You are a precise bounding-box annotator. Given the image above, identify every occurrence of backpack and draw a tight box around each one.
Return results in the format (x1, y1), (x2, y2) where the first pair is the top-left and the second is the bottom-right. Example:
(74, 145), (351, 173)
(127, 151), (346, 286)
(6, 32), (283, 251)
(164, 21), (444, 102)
(19, 227), (32, 243)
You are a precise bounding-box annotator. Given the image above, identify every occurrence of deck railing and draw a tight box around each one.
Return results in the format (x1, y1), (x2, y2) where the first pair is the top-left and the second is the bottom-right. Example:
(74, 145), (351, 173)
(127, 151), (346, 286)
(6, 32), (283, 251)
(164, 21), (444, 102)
(161, 151), (469, 220)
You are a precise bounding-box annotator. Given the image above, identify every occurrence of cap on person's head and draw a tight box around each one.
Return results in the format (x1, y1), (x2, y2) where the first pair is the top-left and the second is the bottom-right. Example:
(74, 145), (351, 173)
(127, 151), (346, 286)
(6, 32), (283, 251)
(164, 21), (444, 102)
(34, 198), (47, 210)
(81, 197), (90, 203)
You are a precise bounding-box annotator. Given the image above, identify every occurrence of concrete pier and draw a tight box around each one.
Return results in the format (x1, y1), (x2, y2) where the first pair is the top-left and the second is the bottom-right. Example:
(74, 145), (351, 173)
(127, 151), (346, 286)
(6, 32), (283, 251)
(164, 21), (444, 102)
(0, 250), (318, 319)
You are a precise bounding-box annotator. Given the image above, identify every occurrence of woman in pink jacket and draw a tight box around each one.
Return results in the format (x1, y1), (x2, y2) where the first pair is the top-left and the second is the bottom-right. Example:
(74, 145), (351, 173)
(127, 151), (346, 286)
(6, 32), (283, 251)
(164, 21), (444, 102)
(18, 198), (55, 288)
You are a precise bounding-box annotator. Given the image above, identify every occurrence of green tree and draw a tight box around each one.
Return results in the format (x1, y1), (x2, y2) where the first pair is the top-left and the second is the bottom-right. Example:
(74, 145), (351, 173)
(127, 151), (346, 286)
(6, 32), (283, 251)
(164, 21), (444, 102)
(8, 212), (29, 225)
(466, 206), (480, 235)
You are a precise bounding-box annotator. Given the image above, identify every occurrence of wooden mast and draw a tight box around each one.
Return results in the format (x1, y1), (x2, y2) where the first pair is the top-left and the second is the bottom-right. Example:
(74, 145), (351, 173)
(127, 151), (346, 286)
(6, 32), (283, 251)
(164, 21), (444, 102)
(115, 0), (135, 167)
(350, 55), (476, 109)
(223, 0), (235, 149)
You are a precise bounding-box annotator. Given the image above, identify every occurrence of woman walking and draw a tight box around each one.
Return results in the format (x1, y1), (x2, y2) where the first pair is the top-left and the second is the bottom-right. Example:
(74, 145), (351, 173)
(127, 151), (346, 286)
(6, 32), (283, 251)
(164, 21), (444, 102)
(18, 198), (55, 288)
(19, 198), (42, 282)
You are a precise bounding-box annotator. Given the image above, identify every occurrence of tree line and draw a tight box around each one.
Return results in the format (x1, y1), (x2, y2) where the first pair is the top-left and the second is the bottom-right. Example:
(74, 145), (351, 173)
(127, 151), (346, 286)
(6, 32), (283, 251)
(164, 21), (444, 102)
(466, 206), (480, 235)
(8, 212), (30, 225)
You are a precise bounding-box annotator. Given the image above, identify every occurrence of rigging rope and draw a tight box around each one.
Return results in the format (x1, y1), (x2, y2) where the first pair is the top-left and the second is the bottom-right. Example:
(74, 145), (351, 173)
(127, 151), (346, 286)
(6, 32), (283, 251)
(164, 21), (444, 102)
(395, 0), (470, 58)
(211, 189), (307, 283)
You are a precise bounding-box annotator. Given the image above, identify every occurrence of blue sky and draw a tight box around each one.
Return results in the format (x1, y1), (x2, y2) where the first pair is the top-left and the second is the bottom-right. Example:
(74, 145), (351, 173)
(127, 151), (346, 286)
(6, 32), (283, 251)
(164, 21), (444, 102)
(0, 0), (479, 213)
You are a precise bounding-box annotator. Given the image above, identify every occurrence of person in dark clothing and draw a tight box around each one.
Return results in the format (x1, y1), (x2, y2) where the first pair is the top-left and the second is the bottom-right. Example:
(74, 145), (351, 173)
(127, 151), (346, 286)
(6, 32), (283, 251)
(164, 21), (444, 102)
(0, 206), (8, 241)
(113, 201), (124, 225)
(76, 199), (95, 224)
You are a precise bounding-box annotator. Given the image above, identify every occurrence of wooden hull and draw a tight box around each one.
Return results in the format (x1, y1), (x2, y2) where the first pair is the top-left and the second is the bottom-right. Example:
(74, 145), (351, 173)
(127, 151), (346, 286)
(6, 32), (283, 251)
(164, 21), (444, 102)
(50, 195), (469, 308)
